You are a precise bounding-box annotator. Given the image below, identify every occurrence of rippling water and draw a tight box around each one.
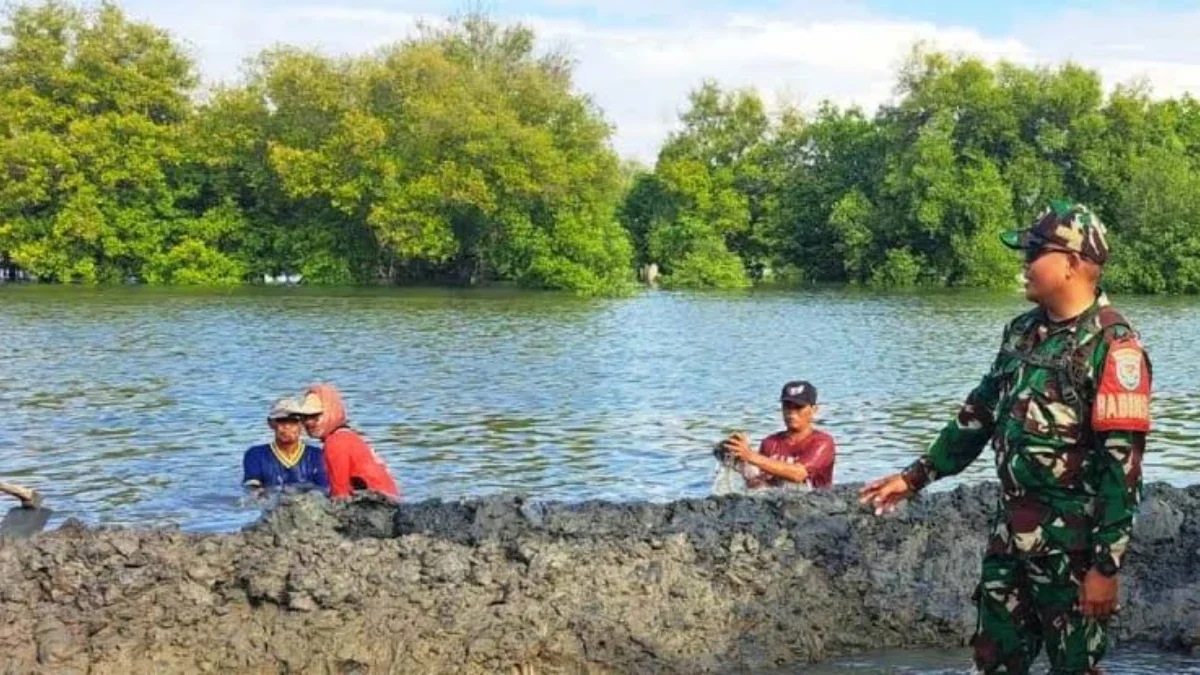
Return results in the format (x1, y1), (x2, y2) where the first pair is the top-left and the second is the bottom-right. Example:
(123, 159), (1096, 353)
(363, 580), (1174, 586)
(1, 286), (1198, 532)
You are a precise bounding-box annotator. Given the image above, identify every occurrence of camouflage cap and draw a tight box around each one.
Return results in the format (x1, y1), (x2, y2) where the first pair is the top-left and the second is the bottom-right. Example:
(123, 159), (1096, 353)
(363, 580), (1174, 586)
(1000, 200), (1110, 265)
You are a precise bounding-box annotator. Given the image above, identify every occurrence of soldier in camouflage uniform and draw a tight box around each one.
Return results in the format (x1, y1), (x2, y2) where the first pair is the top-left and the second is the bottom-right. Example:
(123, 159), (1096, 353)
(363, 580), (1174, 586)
(859, 200), (1151, 675)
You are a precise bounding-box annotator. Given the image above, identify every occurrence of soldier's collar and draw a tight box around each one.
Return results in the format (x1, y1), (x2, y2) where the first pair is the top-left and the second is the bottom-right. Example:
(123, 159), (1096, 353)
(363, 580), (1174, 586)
(1038, 297), (1102, 334)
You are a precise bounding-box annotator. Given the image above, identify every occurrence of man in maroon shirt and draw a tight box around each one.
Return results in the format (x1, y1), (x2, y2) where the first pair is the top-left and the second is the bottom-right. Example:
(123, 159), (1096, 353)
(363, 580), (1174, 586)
(720, 380), (837, 489)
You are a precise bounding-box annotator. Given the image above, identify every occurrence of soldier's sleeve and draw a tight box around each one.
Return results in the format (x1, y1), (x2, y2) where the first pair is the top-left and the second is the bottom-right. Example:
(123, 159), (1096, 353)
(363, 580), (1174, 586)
(1089, 328), (1151, 575)
(901, 323), (1010, 492)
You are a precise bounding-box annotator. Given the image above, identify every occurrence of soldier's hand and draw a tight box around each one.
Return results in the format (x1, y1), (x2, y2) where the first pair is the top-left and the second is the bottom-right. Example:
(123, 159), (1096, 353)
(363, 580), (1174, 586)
(858, 474), (913, 516)
(1079, 569), (1119, 620)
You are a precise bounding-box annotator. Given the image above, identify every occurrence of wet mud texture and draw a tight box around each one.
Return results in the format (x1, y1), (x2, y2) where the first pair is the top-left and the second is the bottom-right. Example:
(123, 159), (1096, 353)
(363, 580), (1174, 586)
(1, 482), (1198, 674)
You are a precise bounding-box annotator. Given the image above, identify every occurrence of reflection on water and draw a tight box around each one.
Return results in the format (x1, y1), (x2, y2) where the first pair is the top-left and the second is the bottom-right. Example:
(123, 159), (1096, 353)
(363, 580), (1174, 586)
(795, 645), (1200, 674)
(1, 286), (1198, 532)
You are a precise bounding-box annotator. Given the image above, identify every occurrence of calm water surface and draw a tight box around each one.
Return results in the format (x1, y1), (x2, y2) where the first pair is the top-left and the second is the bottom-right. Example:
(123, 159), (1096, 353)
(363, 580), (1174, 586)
(1, 286), (1198, 532)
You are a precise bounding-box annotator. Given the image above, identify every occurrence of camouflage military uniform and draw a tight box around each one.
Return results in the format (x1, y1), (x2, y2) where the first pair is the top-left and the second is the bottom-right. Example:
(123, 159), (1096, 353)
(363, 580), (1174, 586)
(900, 202), (1151, 675)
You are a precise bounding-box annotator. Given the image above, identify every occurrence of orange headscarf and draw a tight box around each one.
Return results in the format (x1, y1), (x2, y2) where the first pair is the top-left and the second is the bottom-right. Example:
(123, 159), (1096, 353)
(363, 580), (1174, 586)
(304, 383), (348, 440)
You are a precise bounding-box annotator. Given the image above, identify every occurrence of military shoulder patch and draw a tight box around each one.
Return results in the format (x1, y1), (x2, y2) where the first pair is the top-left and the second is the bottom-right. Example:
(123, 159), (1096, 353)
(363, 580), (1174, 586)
(1092, 337), (1151, 432)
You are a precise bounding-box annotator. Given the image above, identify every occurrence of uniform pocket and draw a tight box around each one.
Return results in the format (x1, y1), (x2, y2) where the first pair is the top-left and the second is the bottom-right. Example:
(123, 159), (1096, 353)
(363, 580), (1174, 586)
(1020, 395), (1092, 491)
(1011, 376), (1090, 491)
(1020, 379), (1082, 445)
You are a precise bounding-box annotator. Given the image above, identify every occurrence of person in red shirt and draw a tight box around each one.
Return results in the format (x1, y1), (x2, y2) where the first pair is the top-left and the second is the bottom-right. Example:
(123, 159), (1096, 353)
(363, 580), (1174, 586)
(298, 383), (400, 501)
(720, 380), (836, 490)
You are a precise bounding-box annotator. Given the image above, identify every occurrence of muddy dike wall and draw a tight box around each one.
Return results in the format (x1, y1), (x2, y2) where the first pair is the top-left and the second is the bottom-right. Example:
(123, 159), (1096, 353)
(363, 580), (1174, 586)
(1, 482), (1198, 674)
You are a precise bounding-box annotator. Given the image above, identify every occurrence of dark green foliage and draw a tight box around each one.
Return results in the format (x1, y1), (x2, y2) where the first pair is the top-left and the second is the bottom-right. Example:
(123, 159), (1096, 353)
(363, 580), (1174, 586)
(622, 47), (1200, 293)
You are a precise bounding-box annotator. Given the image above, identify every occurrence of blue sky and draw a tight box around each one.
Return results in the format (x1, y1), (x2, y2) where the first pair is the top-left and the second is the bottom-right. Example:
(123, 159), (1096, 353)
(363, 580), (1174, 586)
(862, 0), (1191, 31)
(118, 0), (1200, 160)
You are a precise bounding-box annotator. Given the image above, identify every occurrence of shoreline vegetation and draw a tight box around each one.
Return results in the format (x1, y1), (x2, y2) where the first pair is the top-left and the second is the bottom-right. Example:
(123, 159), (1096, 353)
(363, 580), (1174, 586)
(4, 2), (1200, 297)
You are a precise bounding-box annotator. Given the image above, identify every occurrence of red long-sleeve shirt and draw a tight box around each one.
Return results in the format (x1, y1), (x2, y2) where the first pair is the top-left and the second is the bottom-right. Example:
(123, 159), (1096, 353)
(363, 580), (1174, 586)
(747, 429), (836, 489)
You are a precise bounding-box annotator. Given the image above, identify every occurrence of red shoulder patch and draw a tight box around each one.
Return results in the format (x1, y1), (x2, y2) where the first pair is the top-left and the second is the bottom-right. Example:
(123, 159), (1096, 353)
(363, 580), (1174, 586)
(1092, 337), (1151, 432)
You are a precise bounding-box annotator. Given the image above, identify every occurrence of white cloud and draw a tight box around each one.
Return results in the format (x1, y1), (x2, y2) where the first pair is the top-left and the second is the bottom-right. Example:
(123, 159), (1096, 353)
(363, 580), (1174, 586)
(527, 14), (1030, 159)
(117, 1), (1200, 162)
(1011, 8), (1200, 100)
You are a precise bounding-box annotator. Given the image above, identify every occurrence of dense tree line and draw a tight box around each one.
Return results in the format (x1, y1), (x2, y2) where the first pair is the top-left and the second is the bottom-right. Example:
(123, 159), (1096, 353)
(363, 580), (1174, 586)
(0, 1), (632, 293)
(4, 1), (1200, 294)
(625, 54), (1200, 293)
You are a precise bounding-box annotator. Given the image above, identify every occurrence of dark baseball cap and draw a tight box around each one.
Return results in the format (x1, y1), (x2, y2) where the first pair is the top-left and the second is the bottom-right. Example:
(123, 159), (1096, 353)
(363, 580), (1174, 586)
(780, 380), (817, 406)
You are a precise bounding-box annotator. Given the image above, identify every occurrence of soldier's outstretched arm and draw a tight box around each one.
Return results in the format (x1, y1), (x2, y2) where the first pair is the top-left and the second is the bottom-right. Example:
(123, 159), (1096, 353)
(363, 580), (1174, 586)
(899, 329), (1009, 492)
(861, 326), (1010, 514)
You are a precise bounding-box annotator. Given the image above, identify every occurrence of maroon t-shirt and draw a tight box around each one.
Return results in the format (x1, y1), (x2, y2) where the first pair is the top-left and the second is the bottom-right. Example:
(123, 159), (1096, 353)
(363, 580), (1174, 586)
(747, 429), (836, 489)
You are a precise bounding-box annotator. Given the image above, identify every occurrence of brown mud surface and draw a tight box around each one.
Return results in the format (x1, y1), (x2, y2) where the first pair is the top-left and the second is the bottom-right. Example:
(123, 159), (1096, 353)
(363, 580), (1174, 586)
(2, 482), (1197, 674)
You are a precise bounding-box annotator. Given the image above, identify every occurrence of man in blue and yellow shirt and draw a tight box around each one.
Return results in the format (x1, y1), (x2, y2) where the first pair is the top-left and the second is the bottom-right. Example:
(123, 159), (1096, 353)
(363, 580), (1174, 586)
(243, 397), (329, 492)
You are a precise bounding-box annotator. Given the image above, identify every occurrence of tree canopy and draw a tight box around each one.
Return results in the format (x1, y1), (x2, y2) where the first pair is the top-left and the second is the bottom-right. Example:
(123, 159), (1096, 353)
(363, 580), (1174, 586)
(623, 48), (1200, 293)
(1, 2), (633, 294)
(5, 2), (1200, 295)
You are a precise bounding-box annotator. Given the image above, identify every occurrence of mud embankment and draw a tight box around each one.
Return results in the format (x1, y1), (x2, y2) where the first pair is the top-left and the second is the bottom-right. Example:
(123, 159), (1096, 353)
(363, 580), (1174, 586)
(1, 482), (1198, 674)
